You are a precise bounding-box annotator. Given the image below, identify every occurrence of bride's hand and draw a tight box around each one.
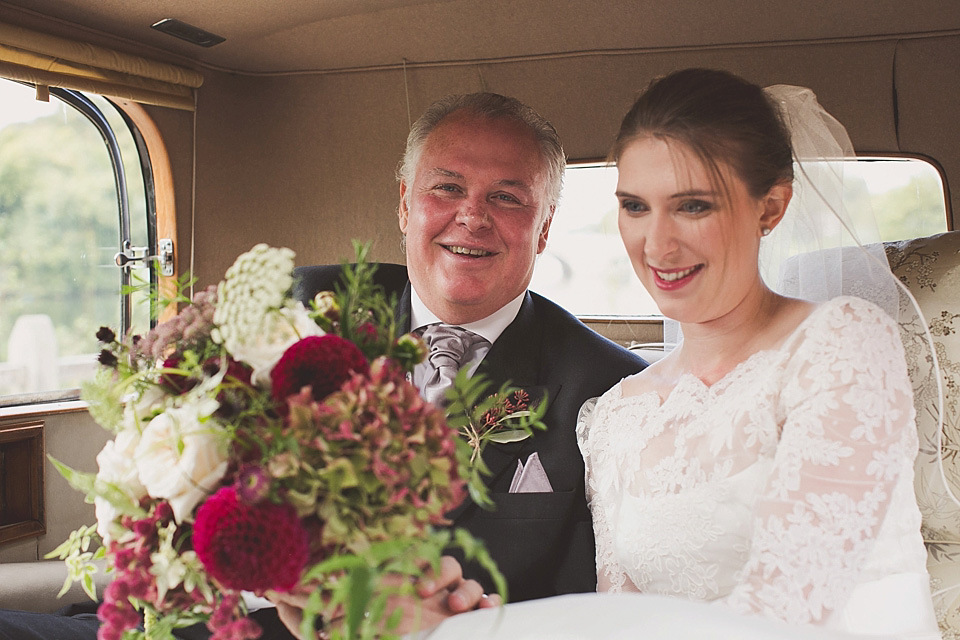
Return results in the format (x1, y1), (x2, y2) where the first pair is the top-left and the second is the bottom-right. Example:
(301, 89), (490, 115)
(270, 555), (501, 639)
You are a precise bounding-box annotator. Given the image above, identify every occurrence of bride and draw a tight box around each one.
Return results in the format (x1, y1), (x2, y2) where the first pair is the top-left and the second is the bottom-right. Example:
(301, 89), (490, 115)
(423, 68), (940, 639)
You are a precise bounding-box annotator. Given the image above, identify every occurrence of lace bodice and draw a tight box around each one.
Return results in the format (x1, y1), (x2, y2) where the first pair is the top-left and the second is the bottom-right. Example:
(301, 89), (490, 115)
(578, 297), (936, 634)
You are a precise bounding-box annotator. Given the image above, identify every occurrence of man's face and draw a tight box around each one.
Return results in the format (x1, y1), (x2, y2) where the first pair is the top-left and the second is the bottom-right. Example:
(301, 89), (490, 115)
(399, 112), (553, 325)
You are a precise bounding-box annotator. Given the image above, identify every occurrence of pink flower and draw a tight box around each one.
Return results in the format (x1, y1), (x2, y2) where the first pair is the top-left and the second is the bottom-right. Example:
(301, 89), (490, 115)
(236, 465), (270, 504)
(193, 487), (309, 593)
(208, 593), (262, 640)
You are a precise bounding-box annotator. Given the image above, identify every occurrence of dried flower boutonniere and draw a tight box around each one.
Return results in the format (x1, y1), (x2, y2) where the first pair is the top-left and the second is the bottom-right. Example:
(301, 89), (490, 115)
(444, 373), (547, 507)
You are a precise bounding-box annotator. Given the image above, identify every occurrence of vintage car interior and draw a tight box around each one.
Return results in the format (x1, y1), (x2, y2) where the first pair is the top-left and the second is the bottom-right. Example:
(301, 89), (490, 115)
(1, 0), (960, 635)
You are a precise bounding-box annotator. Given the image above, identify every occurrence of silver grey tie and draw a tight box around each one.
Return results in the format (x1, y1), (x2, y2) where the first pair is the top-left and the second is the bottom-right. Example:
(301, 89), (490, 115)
(419, 324), (487, 407)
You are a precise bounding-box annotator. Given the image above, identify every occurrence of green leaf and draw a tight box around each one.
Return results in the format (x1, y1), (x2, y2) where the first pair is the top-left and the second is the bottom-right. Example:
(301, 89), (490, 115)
(453, 528), (508, 603)
(485, 429), (533, 444)
(48, 456), (97, 496)
(81, 572), (96, 601)
(343, 565), (374, 636)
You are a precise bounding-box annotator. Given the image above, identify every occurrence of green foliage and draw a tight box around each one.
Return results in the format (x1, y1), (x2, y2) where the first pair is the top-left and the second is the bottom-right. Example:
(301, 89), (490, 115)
(312, 241), (407, 365)
(301, 529), (506, 639)
(872, 173), (948, 241)
(0, 110), (122, 365)
(44, 523), (104, 601)
(445, 370), (548, 508)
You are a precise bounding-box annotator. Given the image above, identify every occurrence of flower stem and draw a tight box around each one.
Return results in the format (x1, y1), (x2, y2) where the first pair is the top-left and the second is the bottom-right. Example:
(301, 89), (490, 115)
(144, 608), (158, 639)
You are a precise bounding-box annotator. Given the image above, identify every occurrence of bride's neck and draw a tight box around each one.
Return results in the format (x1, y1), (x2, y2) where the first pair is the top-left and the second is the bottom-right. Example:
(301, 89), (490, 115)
(672, 287), (809, 386)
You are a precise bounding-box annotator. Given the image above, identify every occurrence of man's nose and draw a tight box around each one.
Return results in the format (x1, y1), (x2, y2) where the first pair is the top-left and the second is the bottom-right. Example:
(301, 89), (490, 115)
(456, 197), (492, 231)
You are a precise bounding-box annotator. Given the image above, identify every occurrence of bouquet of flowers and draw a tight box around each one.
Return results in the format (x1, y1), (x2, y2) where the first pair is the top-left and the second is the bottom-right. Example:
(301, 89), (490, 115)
(50, 243), (544, 640)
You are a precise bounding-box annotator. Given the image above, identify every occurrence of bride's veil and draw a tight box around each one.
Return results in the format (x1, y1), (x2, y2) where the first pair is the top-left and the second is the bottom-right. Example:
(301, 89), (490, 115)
(762, 84), (898, 317)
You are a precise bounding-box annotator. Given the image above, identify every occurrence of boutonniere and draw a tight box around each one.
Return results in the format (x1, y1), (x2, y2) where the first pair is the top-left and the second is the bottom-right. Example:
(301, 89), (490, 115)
(444, 373), (547, 507)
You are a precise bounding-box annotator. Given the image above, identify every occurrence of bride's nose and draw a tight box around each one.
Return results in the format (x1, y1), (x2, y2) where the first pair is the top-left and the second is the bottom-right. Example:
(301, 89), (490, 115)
(643, 213), (680, 260)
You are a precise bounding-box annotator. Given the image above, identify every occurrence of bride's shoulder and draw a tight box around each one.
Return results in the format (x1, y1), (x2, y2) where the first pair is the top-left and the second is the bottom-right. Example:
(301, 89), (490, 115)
(792, 296), (899, 343)
(619, 354), (674, 398)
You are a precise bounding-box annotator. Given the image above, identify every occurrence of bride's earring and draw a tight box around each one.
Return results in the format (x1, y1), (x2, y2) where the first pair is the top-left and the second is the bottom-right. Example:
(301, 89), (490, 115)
(760, 227), (772, 237)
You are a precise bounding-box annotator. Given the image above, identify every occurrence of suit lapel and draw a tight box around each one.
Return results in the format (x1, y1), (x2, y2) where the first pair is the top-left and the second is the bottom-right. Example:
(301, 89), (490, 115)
(448, 294), (563, 519)
(396, 289), (563, 519)
(396, 282), (412, 334)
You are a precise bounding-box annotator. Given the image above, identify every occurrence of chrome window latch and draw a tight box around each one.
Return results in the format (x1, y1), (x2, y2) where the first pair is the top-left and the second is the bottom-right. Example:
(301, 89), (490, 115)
(114, 239), (175, 276)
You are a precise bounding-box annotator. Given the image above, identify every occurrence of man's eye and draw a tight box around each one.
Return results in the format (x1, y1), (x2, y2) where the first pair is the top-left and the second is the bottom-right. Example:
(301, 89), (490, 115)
(433, 183), (462, 194)
(680, 200), (712, 215)
(492, 193), (521, 205)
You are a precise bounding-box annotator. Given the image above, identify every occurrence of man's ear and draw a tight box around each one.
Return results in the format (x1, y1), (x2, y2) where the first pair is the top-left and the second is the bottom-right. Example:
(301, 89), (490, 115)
(537, 206), (555, 254)
(759, 182), (792, 234)
(398, 179), (409, 233)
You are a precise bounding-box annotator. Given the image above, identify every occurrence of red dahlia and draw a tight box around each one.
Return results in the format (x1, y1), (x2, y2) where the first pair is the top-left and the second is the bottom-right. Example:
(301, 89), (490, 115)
(192, 487), (308, 593)
(270, 335), (368, 404)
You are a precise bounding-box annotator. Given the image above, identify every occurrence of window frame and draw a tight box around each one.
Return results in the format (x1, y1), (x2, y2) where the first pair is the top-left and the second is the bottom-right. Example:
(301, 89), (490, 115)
(0, 81), (177, 410)
(51, 88), (150, 331)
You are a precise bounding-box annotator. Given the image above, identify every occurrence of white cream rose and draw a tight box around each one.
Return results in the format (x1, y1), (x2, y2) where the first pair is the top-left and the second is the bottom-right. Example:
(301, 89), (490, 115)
(135, 399), (229, 523)
(121, 383), (167, 431)
(94, 428), (147, 544)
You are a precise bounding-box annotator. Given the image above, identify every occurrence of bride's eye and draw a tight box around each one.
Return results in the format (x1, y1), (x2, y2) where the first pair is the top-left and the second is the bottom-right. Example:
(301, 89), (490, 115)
(679, 199), (713, 215)
(619, 199), (648, 215)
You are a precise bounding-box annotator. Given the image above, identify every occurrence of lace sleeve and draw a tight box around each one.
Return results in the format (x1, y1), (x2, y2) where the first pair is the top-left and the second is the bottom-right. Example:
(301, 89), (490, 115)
(577, 394), (630, 593)
(722, 298), (917, 625)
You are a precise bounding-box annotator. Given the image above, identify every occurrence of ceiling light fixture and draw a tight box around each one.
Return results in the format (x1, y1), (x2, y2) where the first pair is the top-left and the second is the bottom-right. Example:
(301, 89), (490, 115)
(151, 18), (225, 48)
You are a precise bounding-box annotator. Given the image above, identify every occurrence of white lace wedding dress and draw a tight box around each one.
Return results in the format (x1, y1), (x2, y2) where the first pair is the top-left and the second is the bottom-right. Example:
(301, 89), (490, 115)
(423, 297), (939, 640)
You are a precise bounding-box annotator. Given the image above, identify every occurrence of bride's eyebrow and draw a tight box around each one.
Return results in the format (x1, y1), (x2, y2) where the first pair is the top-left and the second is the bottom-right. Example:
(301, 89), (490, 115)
(670, 189), (717, 198)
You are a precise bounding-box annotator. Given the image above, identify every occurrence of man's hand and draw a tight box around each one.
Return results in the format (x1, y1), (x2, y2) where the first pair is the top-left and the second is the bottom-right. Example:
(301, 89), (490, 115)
(416, 555), (502, 614)
(269, 555), (501, 639)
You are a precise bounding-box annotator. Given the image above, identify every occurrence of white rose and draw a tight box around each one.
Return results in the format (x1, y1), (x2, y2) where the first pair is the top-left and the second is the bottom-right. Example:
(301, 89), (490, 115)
(135, 399), (229, 523)
(228, 303), (324, 387)
(121, 384), (167, 432)
(94, 429), (147, 544)
(94, 498), (122, 545)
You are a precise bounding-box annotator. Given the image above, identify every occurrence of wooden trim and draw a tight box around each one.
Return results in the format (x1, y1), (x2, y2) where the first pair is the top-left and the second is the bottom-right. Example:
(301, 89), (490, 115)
(0, 400), (87, 420)
(0, 420), (45, 546)
(112, 98), (180, 322)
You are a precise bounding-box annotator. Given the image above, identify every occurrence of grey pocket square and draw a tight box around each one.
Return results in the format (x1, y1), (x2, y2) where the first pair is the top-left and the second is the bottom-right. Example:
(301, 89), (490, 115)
(508, 452), (553, 493)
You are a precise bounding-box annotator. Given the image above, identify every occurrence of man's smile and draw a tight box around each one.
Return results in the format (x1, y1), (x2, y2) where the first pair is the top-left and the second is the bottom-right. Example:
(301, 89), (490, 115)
(443, 244), (494, 257)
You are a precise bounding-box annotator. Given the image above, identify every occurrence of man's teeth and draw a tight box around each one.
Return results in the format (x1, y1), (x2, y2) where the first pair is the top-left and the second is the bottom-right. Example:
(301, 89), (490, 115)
(448, 246), (492, 257)
(656, 266), (698, 282)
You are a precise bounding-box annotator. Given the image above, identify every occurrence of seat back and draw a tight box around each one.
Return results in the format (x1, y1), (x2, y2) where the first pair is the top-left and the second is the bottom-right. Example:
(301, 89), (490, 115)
(885, 230), (960, 634)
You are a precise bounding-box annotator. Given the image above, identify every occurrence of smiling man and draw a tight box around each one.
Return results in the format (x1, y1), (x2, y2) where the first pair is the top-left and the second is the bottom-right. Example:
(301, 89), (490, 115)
(297, 93), (646, 604)
(398, 108), (554, 325)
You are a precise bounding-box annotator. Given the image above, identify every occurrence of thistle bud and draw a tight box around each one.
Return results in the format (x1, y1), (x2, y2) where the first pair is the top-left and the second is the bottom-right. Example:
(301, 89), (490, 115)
(313, 291), (340, 322)
(394, 333), (428, 369)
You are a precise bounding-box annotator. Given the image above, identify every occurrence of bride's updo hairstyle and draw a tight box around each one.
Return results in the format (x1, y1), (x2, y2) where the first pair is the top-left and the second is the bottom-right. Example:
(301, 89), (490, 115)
(611, 68), (794, 200)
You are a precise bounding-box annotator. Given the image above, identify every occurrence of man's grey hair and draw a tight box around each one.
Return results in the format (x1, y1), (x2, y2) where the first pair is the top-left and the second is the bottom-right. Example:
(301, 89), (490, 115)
(397, 93), (565, 212)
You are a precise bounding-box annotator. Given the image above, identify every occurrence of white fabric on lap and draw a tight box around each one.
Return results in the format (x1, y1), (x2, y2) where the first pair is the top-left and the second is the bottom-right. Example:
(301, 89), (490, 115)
(415, 592), (894, 640)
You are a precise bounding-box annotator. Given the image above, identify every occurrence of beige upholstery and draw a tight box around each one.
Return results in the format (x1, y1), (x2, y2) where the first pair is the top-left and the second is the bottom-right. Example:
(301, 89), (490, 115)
(0, 560), (110, 613)
(885, 231), (960, 637)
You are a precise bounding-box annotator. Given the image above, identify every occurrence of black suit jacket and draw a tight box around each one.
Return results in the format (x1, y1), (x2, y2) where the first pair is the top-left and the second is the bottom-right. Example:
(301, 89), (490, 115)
(293, 264), (647, 602)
